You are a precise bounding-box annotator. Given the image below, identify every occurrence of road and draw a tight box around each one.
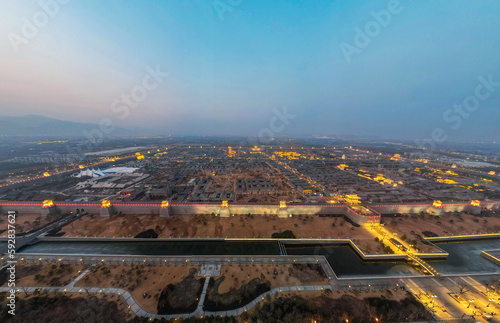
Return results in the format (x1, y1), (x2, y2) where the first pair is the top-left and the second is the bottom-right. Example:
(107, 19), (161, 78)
(402, 275), (500, 322)
(0, 211), (85, 256)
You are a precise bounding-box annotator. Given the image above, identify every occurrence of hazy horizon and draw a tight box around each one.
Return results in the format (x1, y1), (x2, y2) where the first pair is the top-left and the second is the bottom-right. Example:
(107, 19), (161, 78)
(1, 0), (499, 141)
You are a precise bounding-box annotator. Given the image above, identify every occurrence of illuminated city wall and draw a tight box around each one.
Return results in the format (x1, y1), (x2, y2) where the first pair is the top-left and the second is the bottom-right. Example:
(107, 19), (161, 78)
(1, 201), (499, 225)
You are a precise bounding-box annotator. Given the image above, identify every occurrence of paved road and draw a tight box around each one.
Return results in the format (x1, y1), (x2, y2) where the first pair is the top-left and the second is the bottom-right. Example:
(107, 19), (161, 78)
(13, 254), (330, 267)
(401, 275), (500, 323)
(0, 212), (85, 256)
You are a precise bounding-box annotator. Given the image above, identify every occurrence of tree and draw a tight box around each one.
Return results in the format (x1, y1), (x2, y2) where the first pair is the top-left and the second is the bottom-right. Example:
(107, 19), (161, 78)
(457, 283), (470, 296)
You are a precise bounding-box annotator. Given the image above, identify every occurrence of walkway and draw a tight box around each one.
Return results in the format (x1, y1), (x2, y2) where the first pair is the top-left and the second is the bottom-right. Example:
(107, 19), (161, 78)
(194, 275), (211, 315)
(65, 265), (94, 288)
(12, 254), (328, 267)
(0, 284), (331, 320)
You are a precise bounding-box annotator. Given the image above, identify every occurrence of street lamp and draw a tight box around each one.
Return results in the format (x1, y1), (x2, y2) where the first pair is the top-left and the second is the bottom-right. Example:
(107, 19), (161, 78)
(467, 299), (474, 308)
(430, 295), (437, 308)
(487, 298), (495, 307)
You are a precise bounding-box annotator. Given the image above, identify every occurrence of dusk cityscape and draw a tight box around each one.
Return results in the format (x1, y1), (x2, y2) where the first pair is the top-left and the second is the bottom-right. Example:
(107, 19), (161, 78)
(1, 1), (500, 322)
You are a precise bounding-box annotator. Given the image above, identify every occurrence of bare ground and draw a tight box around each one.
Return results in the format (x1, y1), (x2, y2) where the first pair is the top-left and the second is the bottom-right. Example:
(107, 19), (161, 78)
(75, 264), (200, 314)
(0, 263), (88, 288)
(218, 264), (328, 294)
(382, 212), (500, 248)
(60, 213), (381, 253)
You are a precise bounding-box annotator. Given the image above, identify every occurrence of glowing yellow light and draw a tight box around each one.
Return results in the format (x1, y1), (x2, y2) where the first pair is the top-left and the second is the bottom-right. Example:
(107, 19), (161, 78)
(221, 200), (228, 208)
(343, 194), (361, 205)
(161, 201), (169, 208)
(42, 200), (54, 208)
(436, 178), (458, 184)
(432, 200), (442, 208)
(279, 201), (287, 209)
(227, 146), (236, 157)
(489, 171), (495, 175)
(471, 200), (481, 207)
(43, 172), (50, 177)
(101, 200), (111, 208)
(79, 165), (85, 169)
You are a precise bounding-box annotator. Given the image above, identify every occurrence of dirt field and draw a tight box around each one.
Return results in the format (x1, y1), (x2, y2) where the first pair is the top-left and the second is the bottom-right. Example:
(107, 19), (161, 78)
(60, 213), (381, 252)
(245, 288), (411, 319)
(75, 264), (200, 313)
(382, 212), (500, 242)
(254, 286), (409, 305)
(0, 214), (53, 236)
(217, 264), (328, 294)
(1, 263), (88, 287)
(0, 292), (135, 322)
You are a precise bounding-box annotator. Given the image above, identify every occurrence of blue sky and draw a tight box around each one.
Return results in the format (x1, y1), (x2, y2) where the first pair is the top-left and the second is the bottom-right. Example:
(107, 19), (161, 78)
(1, 0), (499, 140)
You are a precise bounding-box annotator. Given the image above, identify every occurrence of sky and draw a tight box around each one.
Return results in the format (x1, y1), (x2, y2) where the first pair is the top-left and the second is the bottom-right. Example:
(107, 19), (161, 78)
(1, 0), (499, 141)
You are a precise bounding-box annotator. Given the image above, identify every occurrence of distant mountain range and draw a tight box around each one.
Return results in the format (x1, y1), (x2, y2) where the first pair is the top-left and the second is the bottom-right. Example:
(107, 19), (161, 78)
(0, 115), (155, 137)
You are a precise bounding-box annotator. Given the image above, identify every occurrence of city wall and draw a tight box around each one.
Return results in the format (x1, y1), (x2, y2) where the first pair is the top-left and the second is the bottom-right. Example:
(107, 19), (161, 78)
(1, 201), (499, 225)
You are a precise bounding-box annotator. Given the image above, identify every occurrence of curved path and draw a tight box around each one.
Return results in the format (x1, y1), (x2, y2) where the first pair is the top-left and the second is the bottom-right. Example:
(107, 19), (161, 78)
(0, 283), (330, 320)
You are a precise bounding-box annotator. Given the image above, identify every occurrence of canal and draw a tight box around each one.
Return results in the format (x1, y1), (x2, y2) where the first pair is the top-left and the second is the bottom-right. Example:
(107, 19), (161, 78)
(285, 244), (419, 277)
(18, 240), (280, 256)
(431, 238), (500, 275)
(16, 238), (500, 277)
